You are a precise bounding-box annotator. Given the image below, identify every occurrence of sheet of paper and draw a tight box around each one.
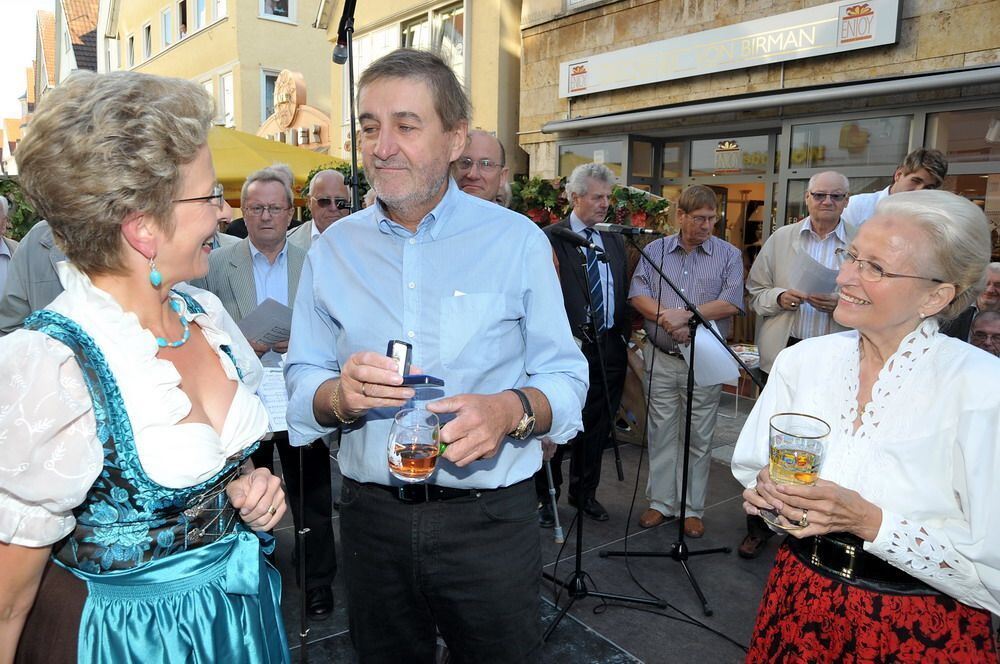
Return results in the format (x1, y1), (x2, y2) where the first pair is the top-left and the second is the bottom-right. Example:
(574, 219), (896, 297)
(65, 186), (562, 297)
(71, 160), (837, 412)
(258, 366), (288, 433)
(788, 251), (839, 295)
(237, 298), (293, 345)
(678, 321), (741, 387)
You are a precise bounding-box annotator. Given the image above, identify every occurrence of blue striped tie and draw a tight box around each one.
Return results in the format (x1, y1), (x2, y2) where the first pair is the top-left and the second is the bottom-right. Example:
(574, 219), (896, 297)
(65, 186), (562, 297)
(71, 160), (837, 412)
(584, 228), (606, 333)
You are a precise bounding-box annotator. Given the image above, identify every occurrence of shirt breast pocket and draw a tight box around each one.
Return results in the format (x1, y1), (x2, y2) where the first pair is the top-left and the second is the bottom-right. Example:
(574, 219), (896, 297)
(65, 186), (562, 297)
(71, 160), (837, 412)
(439, 293), (508, 369)
(695, 276), (723, 304)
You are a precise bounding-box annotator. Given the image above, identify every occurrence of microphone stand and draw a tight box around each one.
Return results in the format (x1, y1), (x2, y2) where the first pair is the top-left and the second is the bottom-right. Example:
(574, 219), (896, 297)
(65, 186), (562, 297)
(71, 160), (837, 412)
(542, 246), (665, 642)
(600, 235), (763, 617)
(342, 16), (361, 212)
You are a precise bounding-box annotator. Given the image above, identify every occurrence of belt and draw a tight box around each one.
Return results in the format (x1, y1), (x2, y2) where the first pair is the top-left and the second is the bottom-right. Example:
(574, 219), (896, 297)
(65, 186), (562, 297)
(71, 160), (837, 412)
(352, 478), (527, 505)
(651, 345), (684, 358)
(787, 532), (942, 596)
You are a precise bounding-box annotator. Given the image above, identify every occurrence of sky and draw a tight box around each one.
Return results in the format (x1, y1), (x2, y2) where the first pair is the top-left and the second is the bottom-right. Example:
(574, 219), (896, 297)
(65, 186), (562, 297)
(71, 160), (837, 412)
(0, 0), (58, 121)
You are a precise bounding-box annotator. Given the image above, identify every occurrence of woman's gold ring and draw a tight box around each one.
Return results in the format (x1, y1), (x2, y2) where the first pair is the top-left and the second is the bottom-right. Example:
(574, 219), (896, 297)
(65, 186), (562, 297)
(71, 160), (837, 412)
(361, 382), (369, 397)
(797, 509), (809, 528)
(267, 505), (277, 516)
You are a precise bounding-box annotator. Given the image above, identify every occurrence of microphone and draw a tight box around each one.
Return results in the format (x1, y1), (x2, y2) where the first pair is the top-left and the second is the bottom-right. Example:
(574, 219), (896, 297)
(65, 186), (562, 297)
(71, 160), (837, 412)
(551, 226), (605, 253)
(332, 0), (358, 65)
(593, 223), (662, 236)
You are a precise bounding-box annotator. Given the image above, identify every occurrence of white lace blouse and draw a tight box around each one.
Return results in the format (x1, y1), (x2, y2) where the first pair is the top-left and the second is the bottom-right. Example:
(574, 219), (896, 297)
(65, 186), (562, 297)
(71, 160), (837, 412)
(732, 320), (1000, 615)
(0, 263), (268, 547)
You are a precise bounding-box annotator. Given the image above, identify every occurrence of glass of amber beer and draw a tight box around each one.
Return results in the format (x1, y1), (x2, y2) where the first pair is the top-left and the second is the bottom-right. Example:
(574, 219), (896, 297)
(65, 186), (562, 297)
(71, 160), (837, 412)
(759, 412), (829, 529)
(387, 407), (442, 482)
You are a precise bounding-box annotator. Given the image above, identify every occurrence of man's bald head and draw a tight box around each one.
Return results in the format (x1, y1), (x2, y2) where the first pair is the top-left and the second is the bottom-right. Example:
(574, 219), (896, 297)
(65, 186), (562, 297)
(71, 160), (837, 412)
(453, 130), (509, 204)
(308, 169), (351, 233)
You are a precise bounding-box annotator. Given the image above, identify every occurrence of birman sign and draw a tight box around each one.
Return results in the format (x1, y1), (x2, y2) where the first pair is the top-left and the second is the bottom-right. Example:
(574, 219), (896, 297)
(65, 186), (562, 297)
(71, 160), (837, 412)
(560, 0), (901, 98)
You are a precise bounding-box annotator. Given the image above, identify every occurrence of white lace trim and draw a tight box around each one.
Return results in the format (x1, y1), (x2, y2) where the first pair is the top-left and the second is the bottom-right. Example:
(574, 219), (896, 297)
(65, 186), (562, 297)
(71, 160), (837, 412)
(879, 513), (971, 585)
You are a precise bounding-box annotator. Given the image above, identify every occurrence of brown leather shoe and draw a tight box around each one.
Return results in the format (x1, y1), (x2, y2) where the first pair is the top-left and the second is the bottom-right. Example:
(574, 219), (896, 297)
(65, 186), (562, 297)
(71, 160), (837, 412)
(683, 517), (705, 538)
(639, 508), (666, 529)
(738, 533), (769, 559)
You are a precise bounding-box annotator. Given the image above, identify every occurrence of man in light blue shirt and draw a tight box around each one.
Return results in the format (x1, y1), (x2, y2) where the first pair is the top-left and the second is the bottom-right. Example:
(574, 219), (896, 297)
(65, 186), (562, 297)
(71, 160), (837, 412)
(285, 49), (587, 662)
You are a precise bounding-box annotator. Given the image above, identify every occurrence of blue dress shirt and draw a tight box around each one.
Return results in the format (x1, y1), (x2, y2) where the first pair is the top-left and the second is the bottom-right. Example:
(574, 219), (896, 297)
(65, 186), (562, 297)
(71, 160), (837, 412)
(249, 240), (289, 307)
(285, 180), (588, 489)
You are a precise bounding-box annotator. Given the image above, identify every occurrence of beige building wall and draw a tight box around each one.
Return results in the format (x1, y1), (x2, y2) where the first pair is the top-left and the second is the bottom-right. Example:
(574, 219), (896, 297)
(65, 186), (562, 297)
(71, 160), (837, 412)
(325, 0), (525, 175)
(519, 0), (1000, 176)
(113, 0), (330, 135)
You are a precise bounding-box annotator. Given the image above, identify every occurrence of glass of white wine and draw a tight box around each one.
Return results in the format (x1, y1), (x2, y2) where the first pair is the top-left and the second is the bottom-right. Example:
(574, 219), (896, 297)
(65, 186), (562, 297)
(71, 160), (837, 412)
(759, 412), (829, 530)
(387, 407), (442, 483)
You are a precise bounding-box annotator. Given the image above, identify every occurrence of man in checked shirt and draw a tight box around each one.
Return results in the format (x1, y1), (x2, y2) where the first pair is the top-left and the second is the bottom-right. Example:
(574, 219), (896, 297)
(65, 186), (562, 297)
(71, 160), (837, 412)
(628, 184), (744, 539)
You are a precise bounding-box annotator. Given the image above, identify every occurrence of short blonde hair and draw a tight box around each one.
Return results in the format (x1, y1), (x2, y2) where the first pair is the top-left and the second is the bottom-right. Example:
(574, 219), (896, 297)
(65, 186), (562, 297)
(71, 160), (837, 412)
(15, 71), (213, 275)
(875, 190), (991, 320)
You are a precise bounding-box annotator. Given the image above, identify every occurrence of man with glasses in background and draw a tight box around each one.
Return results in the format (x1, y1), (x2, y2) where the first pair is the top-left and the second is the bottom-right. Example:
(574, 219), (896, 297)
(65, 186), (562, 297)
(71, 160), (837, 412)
(453, 129), (510, 205)
(738, 170), (857, 559)
(970, 310), (1000, 357)
(289, 169), (352, 251)
(195, 165), (338, 619)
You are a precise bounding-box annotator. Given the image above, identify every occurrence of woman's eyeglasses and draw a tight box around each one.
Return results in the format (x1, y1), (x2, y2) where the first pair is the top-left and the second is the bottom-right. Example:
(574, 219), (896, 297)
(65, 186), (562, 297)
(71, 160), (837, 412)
(173, 183), (225, 211)
(835, 248), (944, 284)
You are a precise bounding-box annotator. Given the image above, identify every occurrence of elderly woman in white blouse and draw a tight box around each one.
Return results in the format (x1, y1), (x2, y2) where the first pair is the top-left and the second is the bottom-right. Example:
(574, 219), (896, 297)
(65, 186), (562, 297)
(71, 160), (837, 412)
(0, 71), (288, 663)
(734, 190), (999, 662)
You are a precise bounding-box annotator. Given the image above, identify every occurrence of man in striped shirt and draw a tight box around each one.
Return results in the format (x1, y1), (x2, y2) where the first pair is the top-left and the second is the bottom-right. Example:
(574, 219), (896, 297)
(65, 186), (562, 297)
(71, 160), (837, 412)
(738, 170), (855, 559)
(629, 185), (744, 538)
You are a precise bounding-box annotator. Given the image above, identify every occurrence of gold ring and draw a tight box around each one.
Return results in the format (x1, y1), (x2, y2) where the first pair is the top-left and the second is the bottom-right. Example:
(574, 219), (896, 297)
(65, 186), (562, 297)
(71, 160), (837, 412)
(361, 382), (369, 397)
(797, 509), (809, 528)
(267, 505), (277, 516)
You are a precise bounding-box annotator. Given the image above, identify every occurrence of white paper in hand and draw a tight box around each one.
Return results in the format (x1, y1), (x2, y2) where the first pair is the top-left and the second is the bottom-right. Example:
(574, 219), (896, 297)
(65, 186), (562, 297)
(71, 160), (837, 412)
(678, 321), (740, 387)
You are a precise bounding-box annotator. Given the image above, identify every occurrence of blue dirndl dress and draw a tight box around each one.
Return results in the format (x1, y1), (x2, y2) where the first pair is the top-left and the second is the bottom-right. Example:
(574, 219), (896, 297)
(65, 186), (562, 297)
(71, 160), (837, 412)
(16, 296), (289, 664)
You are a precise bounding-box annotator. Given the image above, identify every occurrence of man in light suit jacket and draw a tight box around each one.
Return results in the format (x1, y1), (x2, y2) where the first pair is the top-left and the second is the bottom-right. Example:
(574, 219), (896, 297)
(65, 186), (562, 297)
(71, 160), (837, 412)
(0, 198), (21, 307)
(287, 169), (351, 251)
(194, 166), (338, 619)
(0, 220), (64, 335)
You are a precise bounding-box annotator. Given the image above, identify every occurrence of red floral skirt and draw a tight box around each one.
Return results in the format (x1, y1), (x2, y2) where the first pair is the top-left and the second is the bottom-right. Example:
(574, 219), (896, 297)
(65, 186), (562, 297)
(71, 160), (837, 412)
(747, 544), (997, 663)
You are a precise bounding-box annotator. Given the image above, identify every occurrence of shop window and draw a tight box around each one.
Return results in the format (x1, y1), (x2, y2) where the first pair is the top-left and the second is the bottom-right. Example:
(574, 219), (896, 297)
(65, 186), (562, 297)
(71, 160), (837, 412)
(943, 174), (999, 260)
(631, 141), (654, 179)
(927, 109), (1000, 165)
(558, 141), (624, 179)
(661, 143), (683, 178)
(690, 135), (770, 176)
(789, 116), (910, 169)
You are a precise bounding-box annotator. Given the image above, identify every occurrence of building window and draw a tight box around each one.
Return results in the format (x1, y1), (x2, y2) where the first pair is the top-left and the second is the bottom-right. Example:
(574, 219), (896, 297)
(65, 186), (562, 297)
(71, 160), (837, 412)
(142, 23), (152, 60)
(194, 0), (207, 29)
(788, 115), (911, 170)
(161, 9), (173, 47)
(260, 0), (293, 21)
(400, 3), (465, 86)
(262, 70), (280, 122)
(126, 34), (135, 67)
(64, 28), (71, 53)
(104, 37), (118, 71)
(178, 1), (188, 38)
(344, 26), (399, 122)
(220, 72), (234, 127)
(215, 0), (227, 19)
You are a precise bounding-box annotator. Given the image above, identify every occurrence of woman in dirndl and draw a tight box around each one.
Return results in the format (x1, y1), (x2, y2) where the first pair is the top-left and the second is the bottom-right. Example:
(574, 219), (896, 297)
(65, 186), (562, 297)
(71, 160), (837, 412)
(733, 189), (1000, 662)
(0, 70), (289, 663)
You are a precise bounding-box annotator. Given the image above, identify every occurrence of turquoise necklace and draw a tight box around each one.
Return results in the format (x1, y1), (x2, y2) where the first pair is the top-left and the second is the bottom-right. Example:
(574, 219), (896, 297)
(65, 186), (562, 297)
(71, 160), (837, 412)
(156, 298), (191, 349)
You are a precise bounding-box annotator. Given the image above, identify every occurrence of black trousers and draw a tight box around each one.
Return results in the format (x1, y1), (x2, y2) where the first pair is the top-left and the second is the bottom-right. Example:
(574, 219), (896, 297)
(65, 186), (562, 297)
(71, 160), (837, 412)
(251, 431), (337, 591)
(339, 477), (542, 664)
(534, 335), (626, 503)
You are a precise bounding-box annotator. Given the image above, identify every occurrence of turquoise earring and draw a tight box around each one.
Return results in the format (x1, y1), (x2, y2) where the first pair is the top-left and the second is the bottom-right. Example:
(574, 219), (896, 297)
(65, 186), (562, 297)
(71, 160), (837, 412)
(149, 256), (163, 288)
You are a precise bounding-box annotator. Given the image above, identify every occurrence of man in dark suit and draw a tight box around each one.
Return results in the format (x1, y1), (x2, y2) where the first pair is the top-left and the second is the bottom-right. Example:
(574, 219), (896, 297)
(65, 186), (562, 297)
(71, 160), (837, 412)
(534, 162), (629, 524)
(193, 165), (337, 619)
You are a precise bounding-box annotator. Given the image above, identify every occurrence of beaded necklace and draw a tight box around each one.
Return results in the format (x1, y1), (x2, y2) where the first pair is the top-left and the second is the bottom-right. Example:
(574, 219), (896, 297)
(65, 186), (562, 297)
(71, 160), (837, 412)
(156, 298), (191, 349)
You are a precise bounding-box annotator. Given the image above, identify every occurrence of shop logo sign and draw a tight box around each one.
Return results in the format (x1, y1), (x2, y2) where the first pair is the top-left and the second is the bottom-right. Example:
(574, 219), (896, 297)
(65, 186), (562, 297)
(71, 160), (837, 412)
(568, 62), (589, 93)
(839, 3), (875, 44)
(714, 139), (742, 174)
